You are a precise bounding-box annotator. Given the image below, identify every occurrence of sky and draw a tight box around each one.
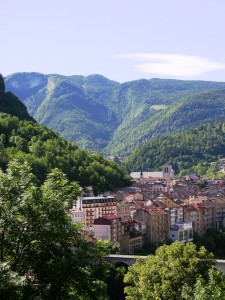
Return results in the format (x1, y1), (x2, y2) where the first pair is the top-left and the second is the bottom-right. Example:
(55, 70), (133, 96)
(1, 0), (225, 83)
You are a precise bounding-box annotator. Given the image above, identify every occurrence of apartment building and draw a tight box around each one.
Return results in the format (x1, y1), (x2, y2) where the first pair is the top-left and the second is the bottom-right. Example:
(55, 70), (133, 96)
(210, 198), (225, 230)
(120, 219), (145, 254)
(184, 203), (214, 235)
(170, 221), (193, 242)
(93, 215), (122, 248)
(134, 206), (169, 244)
(81, 196), (118, 228)
(116, 202), (130, 221)
(121, 233), (143, 254)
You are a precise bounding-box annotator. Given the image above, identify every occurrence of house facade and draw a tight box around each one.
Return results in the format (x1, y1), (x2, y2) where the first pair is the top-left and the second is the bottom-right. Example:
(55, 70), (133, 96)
(82, 196), (118, 228)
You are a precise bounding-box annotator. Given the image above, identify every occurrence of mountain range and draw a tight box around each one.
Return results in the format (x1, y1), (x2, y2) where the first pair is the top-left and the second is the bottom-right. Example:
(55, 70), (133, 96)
(5, 72), (225, 156)
(0, 74), (130, 193)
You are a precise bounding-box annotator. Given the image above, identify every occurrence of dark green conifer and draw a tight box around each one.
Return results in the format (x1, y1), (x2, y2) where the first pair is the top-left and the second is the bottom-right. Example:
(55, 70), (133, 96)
(0, 74), (5, 94)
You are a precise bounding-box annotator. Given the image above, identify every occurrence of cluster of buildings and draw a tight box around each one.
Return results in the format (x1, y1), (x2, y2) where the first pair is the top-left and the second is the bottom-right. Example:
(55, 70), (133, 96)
(69, 163), (225, 254)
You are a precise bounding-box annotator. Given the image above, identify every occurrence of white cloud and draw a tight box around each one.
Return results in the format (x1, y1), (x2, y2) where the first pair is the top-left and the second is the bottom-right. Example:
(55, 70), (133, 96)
(116, 53), (225, 78)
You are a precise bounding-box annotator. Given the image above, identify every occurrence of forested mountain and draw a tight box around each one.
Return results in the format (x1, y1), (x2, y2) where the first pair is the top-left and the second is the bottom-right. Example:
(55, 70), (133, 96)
(106, 89), (225, 155)
(5, 72), (225, 155)
(0, 112), (130, 193)
(0, 74), (33, 121)
(0, 75), (130, 193)
(124, 120), (225, 176)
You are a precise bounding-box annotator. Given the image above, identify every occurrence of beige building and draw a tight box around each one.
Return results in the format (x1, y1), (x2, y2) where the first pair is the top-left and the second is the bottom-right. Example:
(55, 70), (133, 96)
(69, 206), (83, 224)
(184, 203), (214, 236)
(147, 181), (168, 194)
(116, 202), (130, 221)
(155, 194), (193, 242)
(147, 207), (169, 244)
(134, 207), (169, 244)
(207, 198), (225, 230)
(120, 219), (145, 254)
(121, 233), (143, 254)
(82, 196), (118, 228)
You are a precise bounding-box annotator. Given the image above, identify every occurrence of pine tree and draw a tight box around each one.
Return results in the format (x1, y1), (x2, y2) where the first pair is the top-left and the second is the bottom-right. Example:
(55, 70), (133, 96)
(0, 74), (5, 94)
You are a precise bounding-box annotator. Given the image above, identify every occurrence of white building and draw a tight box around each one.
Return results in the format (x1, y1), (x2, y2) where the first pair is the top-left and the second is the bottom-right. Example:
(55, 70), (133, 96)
(69, 206), (83, 224)
(169, 221), (193, 242)
(130, 163), (174, 183)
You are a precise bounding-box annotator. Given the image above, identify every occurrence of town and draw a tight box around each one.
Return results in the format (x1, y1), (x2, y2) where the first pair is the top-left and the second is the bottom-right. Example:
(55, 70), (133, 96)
(69, 163), (225, 254)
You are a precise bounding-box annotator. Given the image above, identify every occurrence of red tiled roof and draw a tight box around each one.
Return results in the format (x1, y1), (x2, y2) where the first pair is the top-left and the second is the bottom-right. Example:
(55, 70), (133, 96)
(93, 215), (121, 225)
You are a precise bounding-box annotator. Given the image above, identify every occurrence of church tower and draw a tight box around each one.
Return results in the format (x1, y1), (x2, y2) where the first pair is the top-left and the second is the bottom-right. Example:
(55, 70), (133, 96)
(163, 163), (174, 180)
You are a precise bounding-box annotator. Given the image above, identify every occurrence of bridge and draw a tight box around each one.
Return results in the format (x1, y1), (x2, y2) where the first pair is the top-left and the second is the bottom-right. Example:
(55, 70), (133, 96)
(104, 255), (225, 272)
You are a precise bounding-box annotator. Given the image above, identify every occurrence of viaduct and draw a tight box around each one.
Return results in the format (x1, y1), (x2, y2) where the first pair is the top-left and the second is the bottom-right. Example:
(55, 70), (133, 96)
(104, 254), (225, 273)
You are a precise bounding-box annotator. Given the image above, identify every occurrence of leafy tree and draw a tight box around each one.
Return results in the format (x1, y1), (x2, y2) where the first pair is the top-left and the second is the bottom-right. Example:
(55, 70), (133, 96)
(0, 160), (111, 299)
(107, 265), (127, 300)
(124, 119), (225, 177)
(0, 262), (26, 299)
(0, 113), (130, 193)
(182, 268), (225, 300)
(195, 181), (207, 189)
(124, 242), (215, 300)
(194, 229), (225, 257)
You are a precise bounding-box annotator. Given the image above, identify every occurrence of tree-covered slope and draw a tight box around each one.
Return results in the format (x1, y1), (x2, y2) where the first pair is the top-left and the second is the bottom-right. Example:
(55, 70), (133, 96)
(108, 89), (225, 155)
(0, 74), (33, 121)
(0, 112), (130, 193)
(5, 73), (225, 154)
(124, 120), (225, 176)
(5, 73), (119, 151)
(34, 80), (118, 151)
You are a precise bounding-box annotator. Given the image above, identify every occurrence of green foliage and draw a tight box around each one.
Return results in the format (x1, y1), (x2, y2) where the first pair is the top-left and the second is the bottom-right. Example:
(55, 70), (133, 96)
(0, 82), (32, 121)
(0, 262), (26, 299)
(0, 160), (111, 299)
(107, 265), (127, 300)
(0, 112), (130, 193)
(0, 74), (5, 94)
(124, 120), (225, 176)
(6, 73), (225, 154)
(193, 229), (225, 258)
(182, 268), (225, 300)
(124, 242), (215, 300)
(195, 181), (207, 188)
(6, 73), (119, 152)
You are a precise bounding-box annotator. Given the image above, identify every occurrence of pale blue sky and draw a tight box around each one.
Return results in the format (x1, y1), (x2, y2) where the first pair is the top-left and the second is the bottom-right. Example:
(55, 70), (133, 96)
(2, 0), (225, 82)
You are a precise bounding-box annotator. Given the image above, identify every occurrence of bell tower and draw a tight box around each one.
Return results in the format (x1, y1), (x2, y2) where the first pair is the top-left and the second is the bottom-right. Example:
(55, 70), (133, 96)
(163, 163), (174, 180)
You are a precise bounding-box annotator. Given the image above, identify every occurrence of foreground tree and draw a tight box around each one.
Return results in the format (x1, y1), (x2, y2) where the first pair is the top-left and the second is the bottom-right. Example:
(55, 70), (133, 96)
(0, 160), (111, 299)
(182, 268), (225, 300)
(124, 242), (216, 300)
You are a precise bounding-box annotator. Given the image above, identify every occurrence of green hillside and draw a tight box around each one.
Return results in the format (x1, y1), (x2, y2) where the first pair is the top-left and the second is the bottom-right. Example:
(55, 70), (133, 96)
(0, 75), (130, 193)
(124, 120), (225, 176)
(34, 80), (118, 150)
(0, 112), (130, 193)
(108, 89), (225, 155)
(6, 73), (119, 151)
(0, 74), (33, 121)
(5, 73), (225, 155)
